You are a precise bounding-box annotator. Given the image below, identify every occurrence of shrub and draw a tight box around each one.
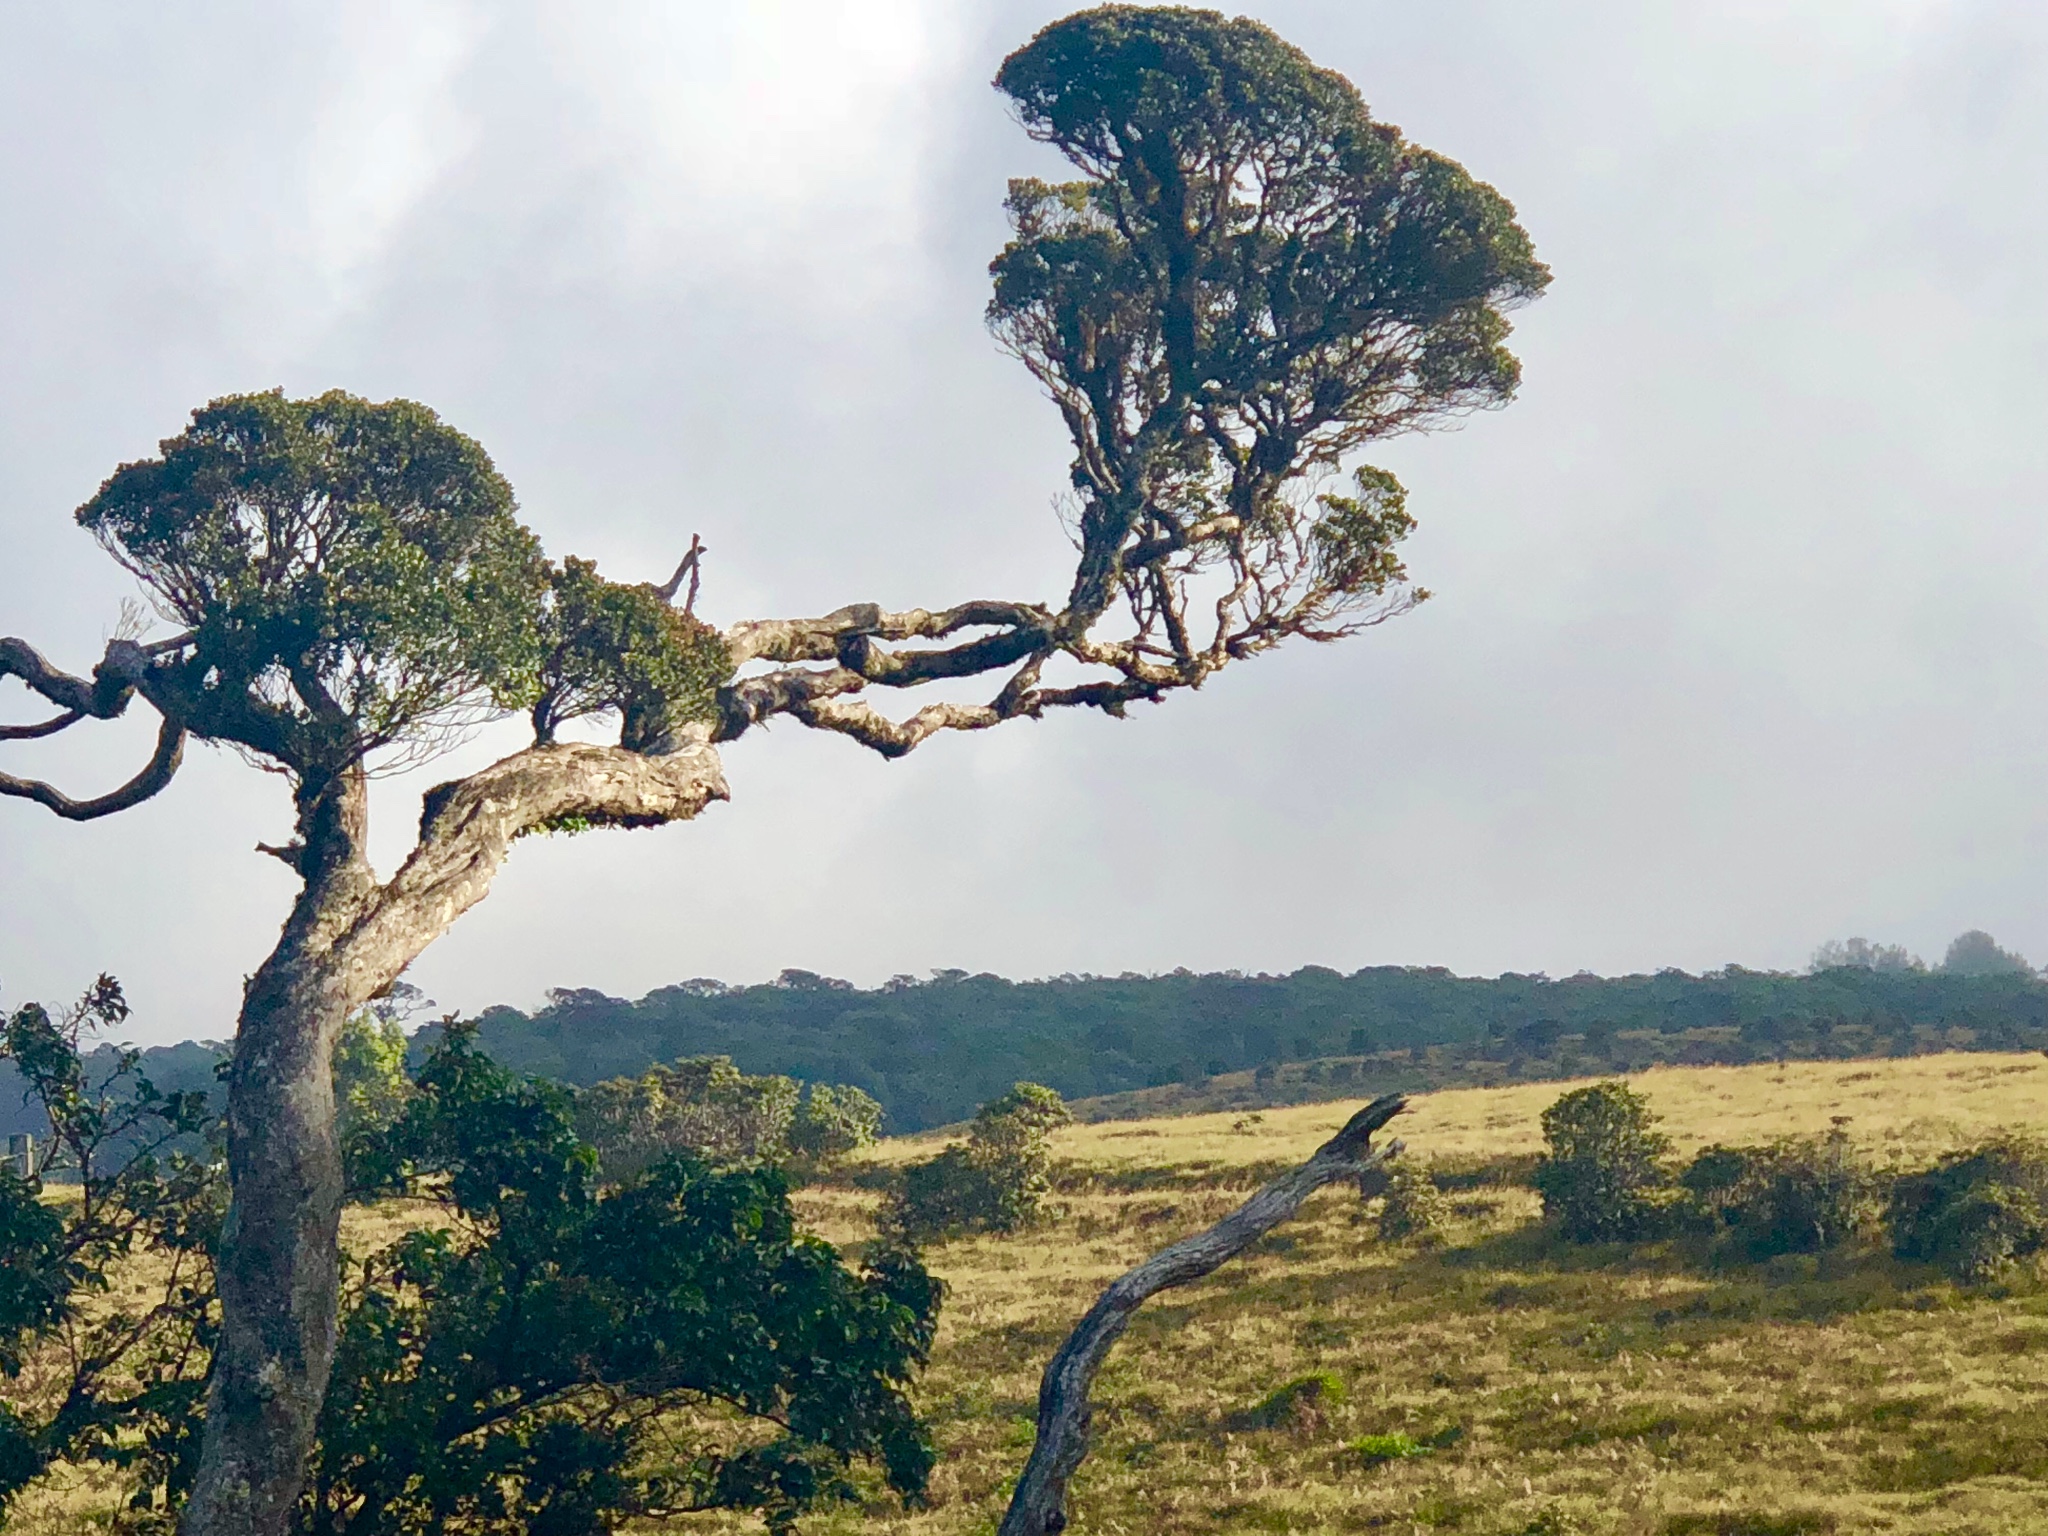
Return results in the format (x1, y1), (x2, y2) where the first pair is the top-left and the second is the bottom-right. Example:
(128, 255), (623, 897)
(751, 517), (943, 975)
(1887, 1136), (2048, 1280)
(1350, 1425), (1460, 1467)
(1533, 1081), (1671, 1242)
(310, 1024), (941, 1536)
(573, 1056), (799, 1179)
(883, 1083), (1070, 1243)
(573, 1057), (882, 1182)
(1351, 1431), (1430, 1467)
(1377, 1161), (1451, 1244)
(1681, 1130), (1874, 1256)
(787, 1081), (884, 1166)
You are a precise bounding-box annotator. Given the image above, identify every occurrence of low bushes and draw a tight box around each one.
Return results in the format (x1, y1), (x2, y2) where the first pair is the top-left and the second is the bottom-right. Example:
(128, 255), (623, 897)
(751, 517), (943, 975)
(1376, 1160), (1452, 1244)
(1527, 1079), (2047, 1282)
(1533, 1082), (1673, 1241)
(572, 1055), (881, 1181)
(883, 1083), (1072, 1244)
(1887, 1136), (2048, 1280)
(1681, 1130), (1876, 1257)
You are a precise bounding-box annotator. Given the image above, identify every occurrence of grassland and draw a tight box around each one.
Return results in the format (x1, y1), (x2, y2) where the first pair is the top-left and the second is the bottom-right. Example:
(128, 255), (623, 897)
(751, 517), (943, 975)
(8, 1051), (2047, 1534)
(797, 1051), (2048, 1536)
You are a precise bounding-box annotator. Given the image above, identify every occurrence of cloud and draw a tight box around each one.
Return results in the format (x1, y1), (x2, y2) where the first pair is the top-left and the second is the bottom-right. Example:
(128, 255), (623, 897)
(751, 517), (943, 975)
(3, 0), (2046, 1040)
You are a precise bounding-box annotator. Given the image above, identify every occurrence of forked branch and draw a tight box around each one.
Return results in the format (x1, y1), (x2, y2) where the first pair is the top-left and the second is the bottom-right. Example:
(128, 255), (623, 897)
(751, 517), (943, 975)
(998, 1093), (1409, 1536)
(2, 635), (191, 819)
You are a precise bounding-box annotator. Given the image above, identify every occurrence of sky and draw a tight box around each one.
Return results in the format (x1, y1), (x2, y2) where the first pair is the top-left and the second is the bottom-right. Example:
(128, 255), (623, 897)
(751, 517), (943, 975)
(2, 1), (2046, 1044)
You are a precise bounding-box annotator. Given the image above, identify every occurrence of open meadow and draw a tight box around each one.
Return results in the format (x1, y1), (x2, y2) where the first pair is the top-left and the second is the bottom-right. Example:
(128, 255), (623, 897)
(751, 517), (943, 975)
(794, 1052), (2048, 1536)
(8, 1051), (2046, 1535)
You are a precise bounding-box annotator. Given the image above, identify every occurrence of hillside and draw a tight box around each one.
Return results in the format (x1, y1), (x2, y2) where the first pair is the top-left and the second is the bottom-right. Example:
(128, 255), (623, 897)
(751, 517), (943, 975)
(776, 1052), (2048, 1535)
(447, 965), (2048, 1132)
(7, 1051), (2046, 1533)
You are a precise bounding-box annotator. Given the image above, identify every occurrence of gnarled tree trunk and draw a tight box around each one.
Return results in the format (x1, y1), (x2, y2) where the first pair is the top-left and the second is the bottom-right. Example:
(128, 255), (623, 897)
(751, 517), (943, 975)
(1000, 1094), (1408, 1536)
(177, 739), (730, 1536)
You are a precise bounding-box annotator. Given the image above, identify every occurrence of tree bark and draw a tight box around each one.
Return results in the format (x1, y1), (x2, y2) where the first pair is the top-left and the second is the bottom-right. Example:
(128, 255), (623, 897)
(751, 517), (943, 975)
(178, 737), (730, 1536)
(998, 1093), (1408, 1536)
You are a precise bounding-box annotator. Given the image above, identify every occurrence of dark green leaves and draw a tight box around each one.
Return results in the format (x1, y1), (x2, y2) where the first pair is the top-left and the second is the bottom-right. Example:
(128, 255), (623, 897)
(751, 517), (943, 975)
(532, 557), (730, 753)
(312, 1025), (940, 1534)
(78, 390), (549, 767)
(989, 6), (1548, 641)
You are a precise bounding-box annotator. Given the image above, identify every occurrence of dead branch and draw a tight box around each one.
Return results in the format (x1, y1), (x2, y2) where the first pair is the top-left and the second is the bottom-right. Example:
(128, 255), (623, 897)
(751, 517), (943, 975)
(0, 713), (186, 821)
(998, 1093), (1408, 1536)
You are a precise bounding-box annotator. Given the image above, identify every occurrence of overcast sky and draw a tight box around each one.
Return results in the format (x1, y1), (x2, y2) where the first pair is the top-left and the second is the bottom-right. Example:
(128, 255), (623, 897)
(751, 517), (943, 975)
(3, 1), (2045, 1043)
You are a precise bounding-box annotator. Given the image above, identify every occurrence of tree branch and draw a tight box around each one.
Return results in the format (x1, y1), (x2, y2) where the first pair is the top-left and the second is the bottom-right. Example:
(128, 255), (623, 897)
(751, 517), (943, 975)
(0, 708), (84, 742)
(999, 1093), (1409, 1536)
(333, 733), (730, 1000)
(0, 713), (187, 821)
(723, 601), (1050, 667)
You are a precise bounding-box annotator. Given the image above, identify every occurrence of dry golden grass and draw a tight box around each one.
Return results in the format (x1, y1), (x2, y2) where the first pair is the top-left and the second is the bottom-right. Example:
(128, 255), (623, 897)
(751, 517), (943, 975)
(787, 1051), (2048, 1536)
(11, 1052), (2048, 1533)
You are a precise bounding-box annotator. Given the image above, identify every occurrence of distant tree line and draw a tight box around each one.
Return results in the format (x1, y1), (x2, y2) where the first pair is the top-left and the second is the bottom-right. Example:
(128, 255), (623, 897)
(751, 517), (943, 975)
(414, 947), (2048, 1132)
(7, 937), (2038, 1146)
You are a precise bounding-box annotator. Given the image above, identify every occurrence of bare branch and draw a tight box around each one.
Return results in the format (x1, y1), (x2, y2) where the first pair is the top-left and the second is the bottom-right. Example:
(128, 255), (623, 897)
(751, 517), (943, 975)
(1000, 1094), (1409, 1536)
(333, 733), (730, 1000)
(0, 708), (84, 742)
(651, 535), (705, 608)
(723, 600), (1050, 667)
(0, 713), (187, 821)
(1, 637), (104, 716)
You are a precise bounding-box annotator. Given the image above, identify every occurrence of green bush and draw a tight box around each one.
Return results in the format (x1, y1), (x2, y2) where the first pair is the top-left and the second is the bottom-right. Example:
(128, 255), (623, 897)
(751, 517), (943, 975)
(1376, 1161), (1451, 1244)
(1533, 1081), (1671, 1242)
(1680, 1130), (1874, 1256)
(572, 1057), (880, 1182)
(310, 1025), (940, 1535)
(787, 1081), (884, 1166)
(1349, 1424), (1460, 1468)
(1, 999), (941, 1533)
(1887, 1136), (2048, 1280)
(883, 1083), (1071, 1244)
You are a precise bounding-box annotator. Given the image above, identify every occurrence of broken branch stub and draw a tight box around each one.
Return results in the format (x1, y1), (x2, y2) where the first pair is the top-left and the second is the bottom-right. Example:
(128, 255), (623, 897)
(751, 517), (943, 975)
(999, 1093), (1409, 1536)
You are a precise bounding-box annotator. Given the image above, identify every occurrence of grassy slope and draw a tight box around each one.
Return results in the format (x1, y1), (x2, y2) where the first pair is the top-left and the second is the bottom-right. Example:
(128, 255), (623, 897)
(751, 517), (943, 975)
(10, 1053), (2046, 1533)
(783, 1052), (2048, 1536)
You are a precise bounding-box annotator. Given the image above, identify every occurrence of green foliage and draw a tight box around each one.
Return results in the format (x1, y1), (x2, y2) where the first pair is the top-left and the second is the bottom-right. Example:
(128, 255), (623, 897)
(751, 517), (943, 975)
(1886, 1136), (2048, 1280)
(532, 555), (730, 753)
(1534, 1082), (1672, 1243)
(572, 1055), (799, 1182)
(570, 1056), (880, 1185)
(78, 390), (549, 764)
(441, 964), (2048, 1135)
(311, 1023), (941, 1535)
(1940, 929), (2035, 978)
(1376, 1160), (1451, 1244)
(990, 6), (1547, 623)
(0, 1003), (938, 1532)
(335, 1007), (412, 1192)
(884, 1083), (1071, 1244)
(0, 978), (224, 1520)
(1349, 1429), (1451, 1467)
(787, 1082), (884, 1166)
(1680, 1131), (1875, 1257)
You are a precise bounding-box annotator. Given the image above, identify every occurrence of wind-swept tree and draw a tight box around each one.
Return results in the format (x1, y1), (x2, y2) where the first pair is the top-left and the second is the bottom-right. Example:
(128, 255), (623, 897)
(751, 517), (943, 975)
(0, 6), (1545, 1530)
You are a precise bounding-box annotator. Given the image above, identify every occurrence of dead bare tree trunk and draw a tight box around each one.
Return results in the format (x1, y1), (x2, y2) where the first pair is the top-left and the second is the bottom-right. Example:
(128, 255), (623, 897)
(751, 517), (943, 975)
(999, 1093), (1408, 1536)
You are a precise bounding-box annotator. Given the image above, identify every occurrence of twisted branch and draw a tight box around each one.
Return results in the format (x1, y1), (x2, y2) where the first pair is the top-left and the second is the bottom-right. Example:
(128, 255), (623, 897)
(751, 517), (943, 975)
(999, 1093), (1408, 1536)
(0, 713), (187, 821)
